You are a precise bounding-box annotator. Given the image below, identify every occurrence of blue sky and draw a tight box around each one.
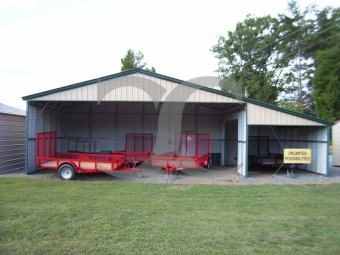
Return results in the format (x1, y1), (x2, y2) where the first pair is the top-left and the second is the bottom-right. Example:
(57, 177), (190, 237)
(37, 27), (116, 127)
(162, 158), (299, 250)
(1, 0), (339, 110)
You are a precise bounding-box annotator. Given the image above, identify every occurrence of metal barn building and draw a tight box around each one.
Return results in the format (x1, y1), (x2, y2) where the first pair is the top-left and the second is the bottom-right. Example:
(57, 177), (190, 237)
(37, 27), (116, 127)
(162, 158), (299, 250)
(22, 69), (333, 177)
(0, 103), (26, 173)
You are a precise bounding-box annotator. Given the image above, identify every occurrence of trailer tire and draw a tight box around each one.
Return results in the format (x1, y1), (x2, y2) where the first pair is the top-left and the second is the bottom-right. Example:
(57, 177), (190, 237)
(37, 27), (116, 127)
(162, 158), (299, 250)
(58, 164), (76, 180)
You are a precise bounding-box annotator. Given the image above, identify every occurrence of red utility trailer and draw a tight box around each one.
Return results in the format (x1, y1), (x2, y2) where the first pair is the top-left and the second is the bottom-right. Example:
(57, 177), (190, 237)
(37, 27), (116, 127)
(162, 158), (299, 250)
(35, 131), (153, 180)
(116, 133), (153, 166)
(151, 133), (211, 173)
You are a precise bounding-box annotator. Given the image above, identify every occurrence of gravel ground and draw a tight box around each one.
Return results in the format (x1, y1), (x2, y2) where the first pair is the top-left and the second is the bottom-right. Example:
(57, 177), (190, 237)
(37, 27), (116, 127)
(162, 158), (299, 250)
(1, 160), (340, 186)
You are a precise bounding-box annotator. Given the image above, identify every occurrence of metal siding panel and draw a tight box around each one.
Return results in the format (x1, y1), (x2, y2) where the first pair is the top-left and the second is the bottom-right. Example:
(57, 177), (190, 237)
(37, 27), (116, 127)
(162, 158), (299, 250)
(225, 120), (238, 165)
(31, 73), (243, 104)
(26, 105), (38, 173)
(117, 114), (143, 136)
(182, 104), (195, 114)
(333, 122), (340, 166)
(0, 113), (26, 173)
(119, 103), (143, 114)
(153, 103), (171, 155)
(237, 109), (247, 176)
(197, 115), (222, 154)
(197, 105), (213, 114)
(248, 104), (324, 126)
(92, 113), (116, 152)
(126, 76), (132, 101)
(182, 115), (195, 132)
(89, 84), (95, 100)
(65, 114), (89, 137)
(27, 140), (36, 173)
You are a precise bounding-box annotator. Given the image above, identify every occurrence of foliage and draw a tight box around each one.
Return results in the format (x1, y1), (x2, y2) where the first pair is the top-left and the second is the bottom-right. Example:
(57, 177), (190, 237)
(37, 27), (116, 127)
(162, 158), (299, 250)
(121, 49), (156, 72)
(212, 0), (340, 119)
(276, 1), (316, 114)
(312, 44), (340, 121)
(1, 178), (340, 255)
(310, 7), (340, 121)
(212, 15), (282, 104)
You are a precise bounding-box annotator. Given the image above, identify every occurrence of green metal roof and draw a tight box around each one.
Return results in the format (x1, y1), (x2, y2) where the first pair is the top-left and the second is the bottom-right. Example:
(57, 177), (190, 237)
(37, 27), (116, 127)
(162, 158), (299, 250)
(22, 68), (333, 126)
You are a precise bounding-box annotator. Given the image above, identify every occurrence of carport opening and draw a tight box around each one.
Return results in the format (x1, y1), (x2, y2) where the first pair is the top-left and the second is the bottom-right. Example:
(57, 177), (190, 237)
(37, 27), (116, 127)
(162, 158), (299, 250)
(247, 125), (328, 177)
(27, 101), (245, 177)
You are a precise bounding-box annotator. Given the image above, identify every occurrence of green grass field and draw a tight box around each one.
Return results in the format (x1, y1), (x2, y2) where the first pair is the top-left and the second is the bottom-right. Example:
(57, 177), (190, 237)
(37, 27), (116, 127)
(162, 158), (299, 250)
(1, 178), (339, 255)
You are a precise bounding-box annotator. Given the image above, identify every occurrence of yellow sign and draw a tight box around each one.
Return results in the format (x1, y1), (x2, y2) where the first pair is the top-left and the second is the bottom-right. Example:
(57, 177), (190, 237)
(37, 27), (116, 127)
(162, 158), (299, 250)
(284, 149), (312, 164)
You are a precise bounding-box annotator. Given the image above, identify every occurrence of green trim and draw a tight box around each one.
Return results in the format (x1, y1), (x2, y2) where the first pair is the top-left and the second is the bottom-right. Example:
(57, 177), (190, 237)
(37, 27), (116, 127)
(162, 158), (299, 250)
(22, 68), (333, 126)
(270, 127), (284, 149)
(273, 163), (285, 176)
(248, 124), (328, 126)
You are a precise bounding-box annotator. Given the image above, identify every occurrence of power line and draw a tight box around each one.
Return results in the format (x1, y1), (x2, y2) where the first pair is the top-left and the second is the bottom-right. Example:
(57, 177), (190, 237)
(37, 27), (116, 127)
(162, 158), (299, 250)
(249, 11), (339, 54)
(276, 31), (340, 63)
(273, 23), (340, 54)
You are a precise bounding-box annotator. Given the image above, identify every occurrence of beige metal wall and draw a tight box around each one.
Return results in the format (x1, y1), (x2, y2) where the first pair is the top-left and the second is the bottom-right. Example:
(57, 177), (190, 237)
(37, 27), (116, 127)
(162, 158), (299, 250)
(32, 73), (241, 104)
(248, 104), (324, 126)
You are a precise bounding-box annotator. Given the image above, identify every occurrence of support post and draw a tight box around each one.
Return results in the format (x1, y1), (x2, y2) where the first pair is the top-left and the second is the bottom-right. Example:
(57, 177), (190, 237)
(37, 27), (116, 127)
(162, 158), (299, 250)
(270, 126), (285, 176)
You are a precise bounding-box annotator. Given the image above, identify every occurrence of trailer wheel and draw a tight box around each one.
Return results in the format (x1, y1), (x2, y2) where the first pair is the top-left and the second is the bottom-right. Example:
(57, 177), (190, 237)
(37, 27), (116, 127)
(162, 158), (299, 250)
(58, 164), (76, 180)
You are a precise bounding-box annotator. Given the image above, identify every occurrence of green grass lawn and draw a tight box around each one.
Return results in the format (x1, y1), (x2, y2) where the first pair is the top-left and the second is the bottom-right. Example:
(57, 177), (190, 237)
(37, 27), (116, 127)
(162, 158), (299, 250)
(1, 178), (340, 255)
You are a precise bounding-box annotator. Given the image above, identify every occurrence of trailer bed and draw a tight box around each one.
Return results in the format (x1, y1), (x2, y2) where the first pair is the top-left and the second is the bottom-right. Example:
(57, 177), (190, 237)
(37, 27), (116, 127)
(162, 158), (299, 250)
(37, 152), (125, 173)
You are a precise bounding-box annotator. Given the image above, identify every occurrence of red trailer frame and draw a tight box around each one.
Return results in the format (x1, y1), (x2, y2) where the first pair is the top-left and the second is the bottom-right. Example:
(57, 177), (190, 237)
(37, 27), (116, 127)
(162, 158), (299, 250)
(35, 131), (153, 180)
(117, 133), (153, 165)
(151, 133), (210, 173)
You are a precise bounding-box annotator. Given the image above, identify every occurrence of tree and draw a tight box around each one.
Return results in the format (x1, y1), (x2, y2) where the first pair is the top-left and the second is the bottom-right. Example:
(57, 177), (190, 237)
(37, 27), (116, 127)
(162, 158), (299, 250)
(212, 0), (339, 119)
(312, 45), (340, 121)
(120, 49), (156, 72)
(311, 8), (340, 121)
(212, 15), (285, 104)
(276, 0), (316, 114)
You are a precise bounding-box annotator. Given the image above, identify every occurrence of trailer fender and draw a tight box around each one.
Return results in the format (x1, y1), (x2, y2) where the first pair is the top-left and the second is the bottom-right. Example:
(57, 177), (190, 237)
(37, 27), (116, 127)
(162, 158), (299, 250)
(57, 161), (78, 172)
